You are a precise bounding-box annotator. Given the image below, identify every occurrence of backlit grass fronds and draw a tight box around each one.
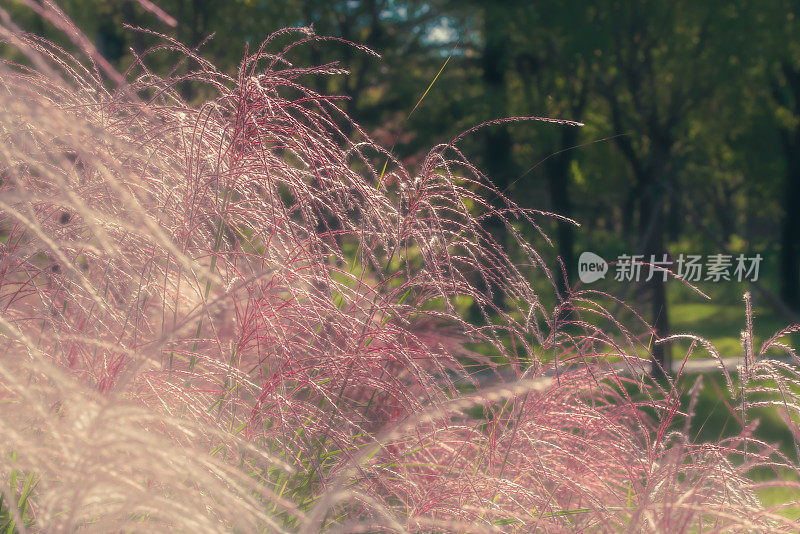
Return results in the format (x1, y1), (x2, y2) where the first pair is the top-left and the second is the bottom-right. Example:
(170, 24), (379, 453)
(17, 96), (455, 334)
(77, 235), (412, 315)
(0, 4), (797, 532)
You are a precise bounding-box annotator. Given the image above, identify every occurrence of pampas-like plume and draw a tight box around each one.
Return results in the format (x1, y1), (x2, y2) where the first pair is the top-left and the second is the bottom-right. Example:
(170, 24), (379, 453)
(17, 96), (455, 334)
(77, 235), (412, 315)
(0, 4), (795, 532)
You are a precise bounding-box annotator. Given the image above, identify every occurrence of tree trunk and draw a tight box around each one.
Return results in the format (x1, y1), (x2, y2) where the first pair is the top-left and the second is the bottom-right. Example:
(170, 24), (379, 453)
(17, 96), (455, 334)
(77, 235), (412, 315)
(545, 126), (579, 298)
(641, 175), (671, 377)
(781, 133), (800, 312)
(477, 5), (513, 313)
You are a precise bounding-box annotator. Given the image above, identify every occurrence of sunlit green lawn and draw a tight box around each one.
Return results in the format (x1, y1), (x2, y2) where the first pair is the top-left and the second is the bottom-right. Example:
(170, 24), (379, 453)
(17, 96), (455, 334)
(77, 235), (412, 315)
(669, 300), (798, 360)
(672, 370), (800, 519)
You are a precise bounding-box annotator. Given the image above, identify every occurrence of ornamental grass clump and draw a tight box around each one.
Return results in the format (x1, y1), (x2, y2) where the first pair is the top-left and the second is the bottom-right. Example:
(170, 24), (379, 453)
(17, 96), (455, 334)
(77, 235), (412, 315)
(0, 3), (798, 532)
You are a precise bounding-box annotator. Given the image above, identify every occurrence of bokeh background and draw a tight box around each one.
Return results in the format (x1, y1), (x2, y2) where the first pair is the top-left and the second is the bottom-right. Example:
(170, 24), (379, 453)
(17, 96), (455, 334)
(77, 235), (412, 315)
(6, 0), (800, 370)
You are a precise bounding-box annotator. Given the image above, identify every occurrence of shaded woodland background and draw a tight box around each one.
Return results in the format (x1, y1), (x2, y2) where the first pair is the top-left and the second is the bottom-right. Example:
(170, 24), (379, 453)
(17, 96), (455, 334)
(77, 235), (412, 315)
(6, 0), (800, 371)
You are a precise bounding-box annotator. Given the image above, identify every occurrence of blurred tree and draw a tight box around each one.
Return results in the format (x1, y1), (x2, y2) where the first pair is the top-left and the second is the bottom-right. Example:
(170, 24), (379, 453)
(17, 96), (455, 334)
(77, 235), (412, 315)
(476, 3), (517, 310)
(504, 4), (602, 300)
(765, 2), (800, 313)
(592, 0), (748, 375)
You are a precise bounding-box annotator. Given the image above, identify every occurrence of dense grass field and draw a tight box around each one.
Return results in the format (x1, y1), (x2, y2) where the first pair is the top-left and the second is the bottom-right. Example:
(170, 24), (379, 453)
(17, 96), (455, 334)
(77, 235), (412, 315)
(0, 3), (799, 532)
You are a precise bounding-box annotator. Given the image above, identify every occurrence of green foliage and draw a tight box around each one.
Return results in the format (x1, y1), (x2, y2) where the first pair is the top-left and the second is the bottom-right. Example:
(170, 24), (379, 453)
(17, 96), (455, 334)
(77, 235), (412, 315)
(0, 455), (37, 534)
